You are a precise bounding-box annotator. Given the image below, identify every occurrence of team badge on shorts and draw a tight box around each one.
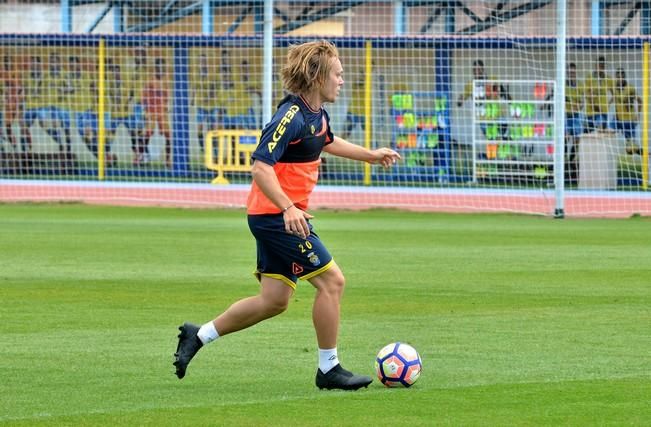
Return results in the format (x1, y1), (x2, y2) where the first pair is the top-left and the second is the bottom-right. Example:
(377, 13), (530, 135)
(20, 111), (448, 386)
(307, 251), (321, 266)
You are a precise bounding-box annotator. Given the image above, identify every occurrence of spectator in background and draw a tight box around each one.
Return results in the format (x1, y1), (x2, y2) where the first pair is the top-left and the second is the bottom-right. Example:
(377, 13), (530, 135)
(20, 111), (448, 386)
(342, 69), (365, 140)
(68, 55), (112, 165)
(69, 56), (90, 146)
(564, 62), (584, 184)
(457, 59), (500, 107)
(612, 67), (642, 155)
(581, 56), (614, 132)
(239, 59), (261, 129)
(21, 53), (47, 153)
(44, 51), (72, 159)
(191, 51), (219, 153)
(457, 59), (510, 144)
(0, 53), (3, 146)
(216, 51), (255, 130)
(0, 53), (4, 148)
(106, 61), (134, 165)
(219, 48), (231, 76)
(1, 53), (24, 150)
(370, 63), (390, 150)
(126, 48), (148, 165)
(214, 54), (258, 167)
(142, 57), (172, 167)
(216, 50), (233, 129)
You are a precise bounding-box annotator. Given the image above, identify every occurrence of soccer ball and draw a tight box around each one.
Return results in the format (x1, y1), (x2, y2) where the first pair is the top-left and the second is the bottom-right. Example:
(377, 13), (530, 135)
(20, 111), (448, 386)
(375, 342), (422, 387)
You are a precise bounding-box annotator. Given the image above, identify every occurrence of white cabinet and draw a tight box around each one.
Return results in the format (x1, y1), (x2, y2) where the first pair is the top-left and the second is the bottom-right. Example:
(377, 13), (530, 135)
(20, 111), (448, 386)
(472, 80), (556, 184)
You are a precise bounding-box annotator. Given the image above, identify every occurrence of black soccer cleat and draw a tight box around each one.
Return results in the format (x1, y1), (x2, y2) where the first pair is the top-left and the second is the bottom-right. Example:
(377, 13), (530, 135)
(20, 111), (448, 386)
(173, 322), (203, 379)
(315, 364), (373, 390)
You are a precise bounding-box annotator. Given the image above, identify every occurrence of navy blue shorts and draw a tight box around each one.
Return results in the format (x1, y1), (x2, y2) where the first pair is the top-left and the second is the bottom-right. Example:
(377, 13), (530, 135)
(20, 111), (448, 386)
(247, 214), (334, 289)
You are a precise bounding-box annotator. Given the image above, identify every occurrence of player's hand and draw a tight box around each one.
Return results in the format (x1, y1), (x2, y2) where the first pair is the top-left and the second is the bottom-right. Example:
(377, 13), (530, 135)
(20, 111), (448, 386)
(283, 205), (313, 239)
(369, 148), (401, 169)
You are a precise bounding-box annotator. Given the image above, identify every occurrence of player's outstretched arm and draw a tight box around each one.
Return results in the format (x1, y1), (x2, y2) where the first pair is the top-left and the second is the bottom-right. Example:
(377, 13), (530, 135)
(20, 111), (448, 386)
(323, 136), (401, 168)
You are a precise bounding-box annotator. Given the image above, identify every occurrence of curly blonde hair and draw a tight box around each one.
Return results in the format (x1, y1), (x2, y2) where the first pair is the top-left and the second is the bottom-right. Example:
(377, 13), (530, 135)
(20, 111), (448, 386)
(280, 40), (339, 95)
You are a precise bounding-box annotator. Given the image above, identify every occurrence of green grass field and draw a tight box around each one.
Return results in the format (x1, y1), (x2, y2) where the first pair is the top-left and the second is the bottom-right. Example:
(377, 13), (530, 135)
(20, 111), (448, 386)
(1, 204), (650, 426)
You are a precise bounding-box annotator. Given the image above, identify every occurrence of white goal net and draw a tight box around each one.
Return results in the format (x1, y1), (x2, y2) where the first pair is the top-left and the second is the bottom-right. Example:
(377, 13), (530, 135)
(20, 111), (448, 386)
(0, 1), (649, 217)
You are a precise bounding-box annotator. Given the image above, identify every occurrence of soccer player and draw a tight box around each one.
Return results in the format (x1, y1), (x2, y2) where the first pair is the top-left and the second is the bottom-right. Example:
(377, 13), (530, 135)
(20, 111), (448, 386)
(173, 40), (401, 390)
(581, 56), (614, 132)
(612, 67), (642, 155)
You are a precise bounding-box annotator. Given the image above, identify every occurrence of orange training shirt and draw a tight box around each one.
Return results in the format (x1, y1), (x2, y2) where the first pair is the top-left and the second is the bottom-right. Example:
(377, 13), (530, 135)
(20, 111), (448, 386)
(247, 95), (333, 215)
